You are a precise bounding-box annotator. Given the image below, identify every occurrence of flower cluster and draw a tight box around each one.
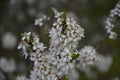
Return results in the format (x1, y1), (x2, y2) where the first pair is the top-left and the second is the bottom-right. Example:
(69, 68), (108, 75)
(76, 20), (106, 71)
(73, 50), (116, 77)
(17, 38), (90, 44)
(48, 9), (84, 79)
(18, 32), (46, 59)
(76, 46), (99, 66)
(17, 9), (102, 80)
(17, 32), (48, 80)
(105, 1), (120, 39)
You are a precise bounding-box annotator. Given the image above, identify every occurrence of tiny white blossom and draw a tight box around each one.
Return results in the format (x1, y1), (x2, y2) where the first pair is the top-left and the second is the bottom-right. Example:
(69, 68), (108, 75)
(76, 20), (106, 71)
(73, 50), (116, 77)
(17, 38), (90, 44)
(105, 1), (120, 39)
(35, 15), (49, 27)
(35, 18), (43, 26)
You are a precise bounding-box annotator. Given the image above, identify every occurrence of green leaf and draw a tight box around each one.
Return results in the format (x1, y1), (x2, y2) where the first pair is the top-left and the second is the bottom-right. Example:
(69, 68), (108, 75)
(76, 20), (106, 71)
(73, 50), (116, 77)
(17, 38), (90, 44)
(71, 52), (80, 62)
(63, 75), (68, 80)
(50, 8), (57, 17)
(29, 33), (34, 42)
(62, 9), (67, 19)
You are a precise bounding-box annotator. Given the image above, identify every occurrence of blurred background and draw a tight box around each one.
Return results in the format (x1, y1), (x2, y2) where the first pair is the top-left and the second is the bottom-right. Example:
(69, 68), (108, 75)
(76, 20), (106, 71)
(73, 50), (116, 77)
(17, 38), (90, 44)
(0, 0), (120, 80)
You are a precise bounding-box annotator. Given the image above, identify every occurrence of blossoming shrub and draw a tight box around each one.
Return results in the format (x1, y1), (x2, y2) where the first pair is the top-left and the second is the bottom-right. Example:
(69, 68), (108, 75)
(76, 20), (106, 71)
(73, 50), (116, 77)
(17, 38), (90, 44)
(17, 8), (99, 80)
(17, 1), (120, 79)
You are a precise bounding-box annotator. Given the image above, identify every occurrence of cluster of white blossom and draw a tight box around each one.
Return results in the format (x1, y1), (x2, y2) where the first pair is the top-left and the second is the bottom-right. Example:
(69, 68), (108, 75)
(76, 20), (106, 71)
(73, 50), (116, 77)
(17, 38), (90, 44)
(17, 32), (46, 59)
(17, 9), (103, 80)
(48, 9), (84, 79)
(76, 46), (99, 66)
(105, 1), (120, 39)
(17, 32), (49, 80)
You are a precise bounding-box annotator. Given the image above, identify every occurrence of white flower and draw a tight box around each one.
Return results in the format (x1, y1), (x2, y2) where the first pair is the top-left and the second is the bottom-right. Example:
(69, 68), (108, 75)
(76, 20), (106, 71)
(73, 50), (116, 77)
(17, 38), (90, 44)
(55, 12), (63, 18)
(66, 18), (76, 26)
(22, 32), (31, 41)
(33, 42), (46, 51)
(53, 18), (63, 27)
(52, 8), (63, 18)
(35, 18), (43, 26)
(34, 15), (49, 27)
